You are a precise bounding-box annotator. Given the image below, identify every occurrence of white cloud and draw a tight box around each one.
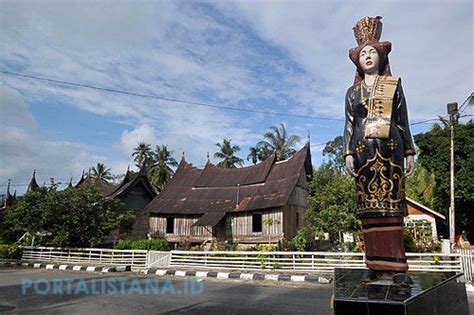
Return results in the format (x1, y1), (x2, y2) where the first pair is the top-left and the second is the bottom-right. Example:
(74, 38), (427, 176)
(0, 86), (105, 192)
(215, 1), (473, 120)
(0, 0), (471, 179)
(120, 124), (158, 156)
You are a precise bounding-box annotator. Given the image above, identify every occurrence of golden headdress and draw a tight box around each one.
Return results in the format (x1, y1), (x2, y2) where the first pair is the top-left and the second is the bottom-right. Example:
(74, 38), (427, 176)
(349, 16), (392, 85)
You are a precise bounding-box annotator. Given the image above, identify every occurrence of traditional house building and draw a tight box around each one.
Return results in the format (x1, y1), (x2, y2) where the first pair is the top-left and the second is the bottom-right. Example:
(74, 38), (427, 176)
(76, 165), (156, 239)
(0, 180), (17, 218)
(405, 197), (446, 240)
(26, 170), (40, 193)
(147, 144), (312, 246)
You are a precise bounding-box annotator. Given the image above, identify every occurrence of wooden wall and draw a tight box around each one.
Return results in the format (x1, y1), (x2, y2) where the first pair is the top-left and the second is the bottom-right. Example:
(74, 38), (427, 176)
(149, 209), (285, 243)
(149, 214), (212, 242)
(283, 167), (309, 239)
(226, 208), (283, 240)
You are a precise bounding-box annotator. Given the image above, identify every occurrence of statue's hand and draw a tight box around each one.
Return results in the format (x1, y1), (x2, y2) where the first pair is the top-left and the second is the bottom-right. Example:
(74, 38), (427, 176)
(405, 155), (415, 177)
(345, 155), (357, 177)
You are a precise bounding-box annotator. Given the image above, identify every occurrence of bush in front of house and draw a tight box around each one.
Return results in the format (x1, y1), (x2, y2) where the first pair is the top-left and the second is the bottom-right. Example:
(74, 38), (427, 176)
(114, 239), (170, 251)
(0, 244), (23, 259)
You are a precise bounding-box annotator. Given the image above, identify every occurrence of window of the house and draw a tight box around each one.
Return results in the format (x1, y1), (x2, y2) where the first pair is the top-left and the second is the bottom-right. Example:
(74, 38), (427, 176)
(252, 213), (262, 233)
(296, 212), (299, 228)
(166, 217), (175, 234)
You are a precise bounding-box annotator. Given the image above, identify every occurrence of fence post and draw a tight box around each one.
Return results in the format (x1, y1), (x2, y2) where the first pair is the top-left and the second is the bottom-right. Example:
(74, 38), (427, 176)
(132, 251), (135, 267)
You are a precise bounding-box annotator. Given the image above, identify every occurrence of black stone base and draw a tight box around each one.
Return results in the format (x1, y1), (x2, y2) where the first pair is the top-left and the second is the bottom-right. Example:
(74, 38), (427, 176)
(333, 268), (469, 315)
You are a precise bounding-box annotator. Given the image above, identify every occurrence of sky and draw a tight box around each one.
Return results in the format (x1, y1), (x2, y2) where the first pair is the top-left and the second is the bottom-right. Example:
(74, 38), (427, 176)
(0, 0), (472, 194)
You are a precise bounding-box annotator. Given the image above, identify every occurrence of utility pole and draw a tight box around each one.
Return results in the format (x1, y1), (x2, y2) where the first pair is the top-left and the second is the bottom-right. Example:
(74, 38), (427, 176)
(447, 102), (459, 245)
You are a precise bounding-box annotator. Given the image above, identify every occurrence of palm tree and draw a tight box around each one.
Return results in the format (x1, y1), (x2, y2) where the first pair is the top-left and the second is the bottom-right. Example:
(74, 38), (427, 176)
(150, 145), (178, 191)
(214, 139), (244, 168)
(91, 163), (113, 184)
(257, 123), (301, 161)
(132, 142), (152, 168)
(247, 146), (259, 165)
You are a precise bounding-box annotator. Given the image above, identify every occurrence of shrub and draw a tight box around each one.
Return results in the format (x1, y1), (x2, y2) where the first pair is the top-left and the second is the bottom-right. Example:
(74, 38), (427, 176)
(0, 244), (23, 259)
(257, 244), (276, 252)
(114, 239), (134, 250)
(113, 239), (169, 251)
(211, 241), (238, 251)
(292, 231), (307, 252)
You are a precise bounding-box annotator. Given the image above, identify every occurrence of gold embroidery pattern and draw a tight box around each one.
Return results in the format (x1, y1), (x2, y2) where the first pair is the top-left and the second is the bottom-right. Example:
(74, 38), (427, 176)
(364, 76), (399, 139)
(356, 149), (405, 216)
(356, 142), (366, 153)
(387, 139), (398, 150)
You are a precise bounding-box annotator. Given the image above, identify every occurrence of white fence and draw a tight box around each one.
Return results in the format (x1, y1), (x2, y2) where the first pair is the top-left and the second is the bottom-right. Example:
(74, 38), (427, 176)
(455, 248), (473, 282)
(22, 246), (148, 269)
(147, 251), (171, 268)
(20, 247), (472, 282)
(169, 250), (465, 275)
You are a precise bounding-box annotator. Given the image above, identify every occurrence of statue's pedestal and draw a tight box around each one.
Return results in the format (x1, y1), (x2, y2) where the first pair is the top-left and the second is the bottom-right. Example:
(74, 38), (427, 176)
(333, 269), (469, 315)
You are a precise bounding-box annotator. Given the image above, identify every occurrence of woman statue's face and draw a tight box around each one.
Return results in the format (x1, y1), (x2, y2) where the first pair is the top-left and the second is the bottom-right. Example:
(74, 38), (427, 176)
(359, 45), (379, 75)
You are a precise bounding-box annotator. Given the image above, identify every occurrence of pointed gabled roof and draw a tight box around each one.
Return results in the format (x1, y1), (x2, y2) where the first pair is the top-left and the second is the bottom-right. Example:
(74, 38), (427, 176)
(147, 144), (312, 215)
(3, 179), (17, 208)
(27, 170), (40, 193)
(75, 165), (156, 199)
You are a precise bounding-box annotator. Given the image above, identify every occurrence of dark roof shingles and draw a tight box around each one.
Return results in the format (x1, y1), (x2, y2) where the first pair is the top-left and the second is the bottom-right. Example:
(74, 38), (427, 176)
(148, 145), (311, 215)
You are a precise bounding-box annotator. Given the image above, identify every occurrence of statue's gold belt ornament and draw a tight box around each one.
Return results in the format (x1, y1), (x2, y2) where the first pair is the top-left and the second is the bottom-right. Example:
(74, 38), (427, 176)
(364, 76), (399, 139)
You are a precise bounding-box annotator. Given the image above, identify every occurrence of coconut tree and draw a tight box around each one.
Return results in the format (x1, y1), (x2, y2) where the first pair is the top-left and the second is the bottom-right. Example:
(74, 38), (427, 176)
(257, 124), (301, 161)
(132, 142), (152, 168)
(247, 146), (259, 165)
(214, 139), (244, 168)
(91, 163), (113, 184)
(150, 145), (178, 191)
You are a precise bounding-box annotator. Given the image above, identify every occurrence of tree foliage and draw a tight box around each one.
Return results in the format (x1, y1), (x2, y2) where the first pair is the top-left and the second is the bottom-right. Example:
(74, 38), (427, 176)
(405, 165), (436, 208)
(91, 163), (113, 184)
(214, 138), (244, 168)
(132, 142), (153, 168)
(322, 136), (345, 173)
(150, 145), (178, 191)
(303, 164), (359, 242)
(256, 123), (301, 161)
(414, 121), (474, 240)
(4, 185), (133, 247)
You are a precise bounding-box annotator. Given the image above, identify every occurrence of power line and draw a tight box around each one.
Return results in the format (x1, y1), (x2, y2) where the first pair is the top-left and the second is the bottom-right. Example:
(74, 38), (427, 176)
(458, 92), (474, 114)
(0, 70), (345, 122)
(0, 70), (459, 126)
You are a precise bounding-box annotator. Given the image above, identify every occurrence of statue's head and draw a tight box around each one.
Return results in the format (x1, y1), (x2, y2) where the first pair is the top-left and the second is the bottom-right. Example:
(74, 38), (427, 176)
(359, 45), (380, 75)
(349, 16), (392, 84)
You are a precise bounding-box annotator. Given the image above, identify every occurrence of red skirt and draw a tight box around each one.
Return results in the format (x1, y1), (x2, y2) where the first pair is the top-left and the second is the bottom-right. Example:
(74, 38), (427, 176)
(362, 217), (408, 272)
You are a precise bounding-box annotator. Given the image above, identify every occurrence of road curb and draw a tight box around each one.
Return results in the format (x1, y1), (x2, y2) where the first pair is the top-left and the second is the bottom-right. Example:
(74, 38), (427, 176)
(140, 267), (333, 284)
(0, 260), (129, 273)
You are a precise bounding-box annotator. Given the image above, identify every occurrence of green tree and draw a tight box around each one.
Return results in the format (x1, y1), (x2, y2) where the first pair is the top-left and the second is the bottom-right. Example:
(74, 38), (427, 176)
(247, 146), (259, 165)
(5, 185), (132, 247)
(303, 164), (359, 243)
(414, 121), (474, 240)
(214, 139), (244, 168)
(150, 145), (178, 191)
(405, 165), (436, 208)
(263, 218), (281, 244)
(91, 163), (113, 184)
(132, 142), (153, 168)
(322, 136), (345, 173)
(257, 124), (301, 161)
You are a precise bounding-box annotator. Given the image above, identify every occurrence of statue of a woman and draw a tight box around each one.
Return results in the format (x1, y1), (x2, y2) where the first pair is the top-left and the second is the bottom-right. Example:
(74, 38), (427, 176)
(343, 16), (416, 284)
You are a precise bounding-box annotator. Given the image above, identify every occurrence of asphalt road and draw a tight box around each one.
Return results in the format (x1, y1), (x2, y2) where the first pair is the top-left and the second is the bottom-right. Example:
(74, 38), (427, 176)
(0, 267), (333, 314)
(1, 267), (473, 314)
